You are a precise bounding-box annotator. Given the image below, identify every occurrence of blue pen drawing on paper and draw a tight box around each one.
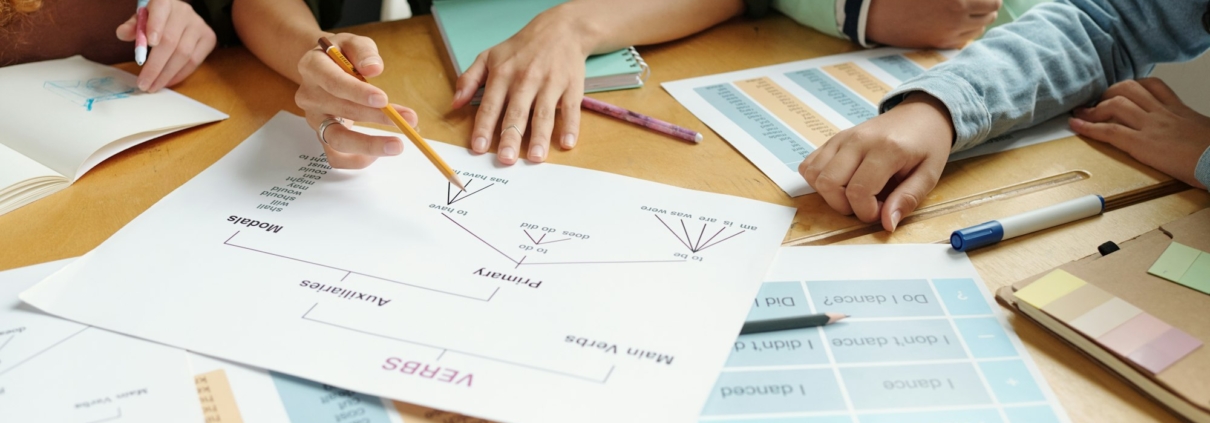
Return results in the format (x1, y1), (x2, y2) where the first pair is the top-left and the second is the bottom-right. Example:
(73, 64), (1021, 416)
(43, 77), (137, 111)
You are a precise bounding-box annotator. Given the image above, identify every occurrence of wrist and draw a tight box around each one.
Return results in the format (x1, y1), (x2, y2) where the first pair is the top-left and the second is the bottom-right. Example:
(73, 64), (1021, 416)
(543, 2), (604, 56)
(898, 92), (956, 148)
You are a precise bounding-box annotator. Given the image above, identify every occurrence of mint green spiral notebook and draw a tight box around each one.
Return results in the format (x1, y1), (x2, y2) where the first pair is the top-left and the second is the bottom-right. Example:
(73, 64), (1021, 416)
(432, 0), (649, 94)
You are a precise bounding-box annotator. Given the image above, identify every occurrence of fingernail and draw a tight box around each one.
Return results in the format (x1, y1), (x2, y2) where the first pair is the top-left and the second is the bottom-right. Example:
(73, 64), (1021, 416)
(452, 89), (465, 104)
(368, 93), (388, 108)
(562, 134), (576, 148)
(359, 57), (382, 69)
(472, 137), (488, 152)
(384, 141), (403, 155)
(149, 32), (159, 46)
(138, 78), (150, 91)
(529, 144), (546, 161)
(890, 210), (902, 232)
(500, 146), (517, 161)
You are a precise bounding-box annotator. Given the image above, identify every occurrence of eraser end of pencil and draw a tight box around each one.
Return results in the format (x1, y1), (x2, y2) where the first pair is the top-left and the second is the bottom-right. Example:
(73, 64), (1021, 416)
(135, 47), (147, 66)
(693, 133), (703, 143)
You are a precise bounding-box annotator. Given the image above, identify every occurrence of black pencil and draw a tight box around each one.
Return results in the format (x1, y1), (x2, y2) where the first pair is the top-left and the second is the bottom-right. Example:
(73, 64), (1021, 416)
(740, 312), (848, 334)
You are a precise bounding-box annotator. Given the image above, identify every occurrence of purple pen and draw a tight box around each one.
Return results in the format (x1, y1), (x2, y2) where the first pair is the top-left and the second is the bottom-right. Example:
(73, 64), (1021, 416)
(581, 96), (703, 143)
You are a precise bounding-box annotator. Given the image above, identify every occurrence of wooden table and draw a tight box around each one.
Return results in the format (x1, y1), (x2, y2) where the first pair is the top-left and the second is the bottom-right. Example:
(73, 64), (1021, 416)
(1, 14), (1206, 423)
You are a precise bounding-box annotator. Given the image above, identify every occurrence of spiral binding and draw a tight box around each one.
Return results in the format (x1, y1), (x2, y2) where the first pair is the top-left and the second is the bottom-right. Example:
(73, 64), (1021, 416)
(625, 46), (651, 82)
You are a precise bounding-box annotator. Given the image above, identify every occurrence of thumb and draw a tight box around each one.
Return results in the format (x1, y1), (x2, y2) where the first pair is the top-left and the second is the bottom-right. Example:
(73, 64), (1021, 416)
(116, 15), (137, 41)
(339, 35), (384, 78)
(881, 167), (938, 232)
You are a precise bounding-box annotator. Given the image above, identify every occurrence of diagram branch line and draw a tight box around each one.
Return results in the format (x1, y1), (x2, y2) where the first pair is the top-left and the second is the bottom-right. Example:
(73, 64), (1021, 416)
(0, 334), (14, 353)
(448, 182), (495, 205)
(654, 215), (692, 251)
(680, 220), (694, 252)
(696, 230), (747, 253)
(521, 259), (687, 266)
(0, 327), (89, 377)
(695, 224), (707, 252)
(699, 227), (726, 252)
(302, 303), (612, 384)
(523, 230), (539, 245)
(442, 214), (519, 264)
(448, 179), (473, 204)
(225, 231), (492, 302)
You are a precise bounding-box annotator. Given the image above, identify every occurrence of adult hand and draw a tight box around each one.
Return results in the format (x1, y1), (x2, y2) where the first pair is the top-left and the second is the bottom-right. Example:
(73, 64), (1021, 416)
(1070, 78), (1210, 189)
(116, 0), (217, 92)
(866, 0), (1002, 49)
(452, 6), (588, 165)
(800, 93), (954, 232)
(295, 33), (420, 169)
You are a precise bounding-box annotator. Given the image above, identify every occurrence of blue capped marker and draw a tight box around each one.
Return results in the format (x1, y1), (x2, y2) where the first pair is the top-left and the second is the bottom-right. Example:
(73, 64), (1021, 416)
(951, 194), (1105, 252)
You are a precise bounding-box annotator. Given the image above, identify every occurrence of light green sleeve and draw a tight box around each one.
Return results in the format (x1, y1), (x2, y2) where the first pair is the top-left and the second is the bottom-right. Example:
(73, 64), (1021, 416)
(770, 0), (845, 40)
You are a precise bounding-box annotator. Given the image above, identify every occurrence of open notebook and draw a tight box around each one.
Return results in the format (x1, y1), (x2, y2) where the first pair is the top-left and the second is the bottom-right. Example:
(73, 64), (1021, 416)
(432, 0), (648, 98)
(0, 56), (228, 216)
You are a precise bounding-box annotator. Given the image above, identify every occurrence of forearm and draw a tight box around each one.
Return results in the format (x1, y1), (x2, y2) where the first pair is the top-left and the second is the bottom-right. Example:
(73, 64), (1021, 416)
(232, 0), (331, 84)
(883, 0), (1210, 151)
(550, 0), (745, 55)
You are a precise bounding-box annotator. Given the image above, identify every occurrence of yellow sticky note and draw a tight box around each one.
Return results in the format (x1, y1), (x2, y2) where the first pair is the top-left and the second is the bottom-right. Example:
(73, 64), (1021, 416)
(1015, 269), (1087, 309)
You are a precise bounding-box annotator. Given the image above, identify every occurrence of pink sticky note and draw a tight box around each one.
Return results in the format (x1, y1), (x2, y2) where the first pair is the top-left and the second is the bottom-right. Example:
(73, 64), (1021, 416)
(1097, 313), (1171, 356)
(1128, 328), (1204, 374)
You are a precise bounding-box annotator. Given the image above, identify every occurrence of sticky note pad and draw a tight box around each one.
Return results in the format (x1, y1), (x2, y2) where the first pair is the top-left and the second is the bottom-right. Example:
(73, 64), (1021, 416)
(1096, 313), (1171, 357)
(1178, 253), (1210, 293)
(1149, 242), (1201, 282)
(1068, 297), (1142, 338)
(1015, 270), (1086, 309)
(1041, 284), (1113, 322)
(1128, 328), (1204, 374)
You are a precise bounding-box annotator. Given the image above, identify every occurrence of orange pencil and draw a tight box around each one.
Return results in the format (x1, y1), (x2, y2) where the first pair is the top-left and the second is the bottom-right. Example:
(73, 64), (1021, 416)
(317, 37), (465, 191)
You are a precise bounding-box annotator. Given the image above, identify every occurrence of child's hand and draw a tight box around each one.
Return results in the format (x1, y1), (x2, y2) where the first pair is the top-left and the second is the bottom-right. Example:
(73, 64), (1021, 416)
(866, 0), (1001, 49)
(1070, 78), (1210, 189)
(116, 0), (217, 92)
(800, 93), (954, 232)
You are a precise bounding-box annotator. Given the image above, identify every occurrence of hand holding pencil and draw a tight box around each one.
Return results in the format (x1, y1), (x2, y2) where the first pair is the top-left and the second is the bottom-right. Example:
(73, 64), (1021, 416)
(310, 36), (465, 190)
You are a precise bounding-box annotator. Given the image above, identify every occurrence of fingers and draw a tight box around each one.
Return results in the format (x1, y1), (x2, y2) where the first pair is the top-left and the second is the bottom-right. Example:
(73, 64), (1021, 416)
(881, 163), (939, 232)
(336, 34), (385, 78)
(1102, 80), (1163, 112)
(809, 144), (863, 216)
(1069, 117), (1142, 155)
(497, 79), (541, 164)
(469, 68), (513, 156)
(1135, 78), (1183, 106)
(148, 22), (198, 92)
(525, 85), (562, 162)
(453, 53), (489, 108)
(296, 85), (394, 125)
(305, 113), (404, 160)
(299, 49), (389, 109)
(116, 15), (137, 41)
(846, 155), (901, 222)
(137, 1), (188, 91)
(144, 0), (172, 46)
(1073, 96), (1147, 129)
(558, 79), (584, 150)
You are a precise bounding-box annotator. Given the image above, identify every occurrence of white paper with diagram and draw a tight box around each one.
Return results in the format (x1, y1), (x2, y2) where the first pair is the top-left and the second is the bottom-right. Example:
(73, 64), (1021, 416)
(21, 112), (796, 423)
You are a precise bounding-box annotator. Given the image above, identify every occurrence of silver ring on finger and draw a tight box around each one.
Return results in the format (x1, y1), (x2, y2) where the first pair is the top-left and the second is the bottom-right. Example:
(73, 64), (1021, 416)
(501, 124), (522, 138)
(318, 116), (345, 146)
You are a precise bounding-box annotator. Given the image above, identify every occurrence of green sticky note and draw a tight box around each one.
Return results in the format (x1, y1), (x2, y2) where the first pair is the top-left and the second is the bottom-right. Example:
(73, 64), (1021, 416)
(1179, 252), (1210, 294)
(1149, 242), (1201, 282)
